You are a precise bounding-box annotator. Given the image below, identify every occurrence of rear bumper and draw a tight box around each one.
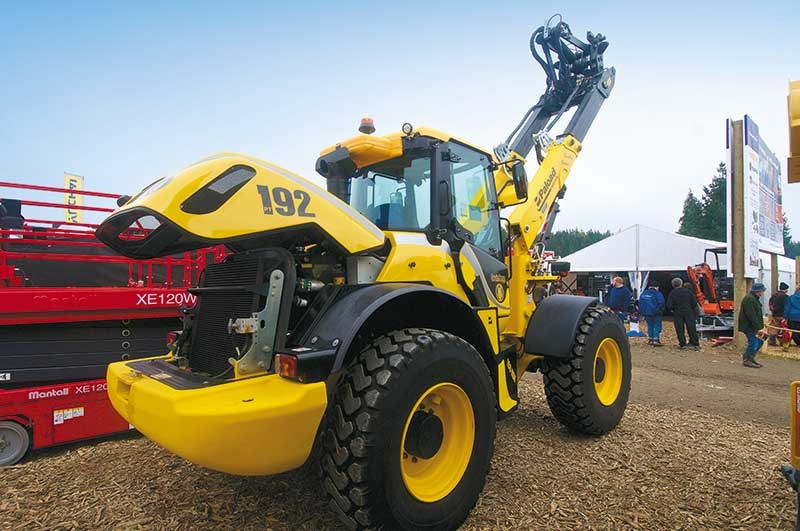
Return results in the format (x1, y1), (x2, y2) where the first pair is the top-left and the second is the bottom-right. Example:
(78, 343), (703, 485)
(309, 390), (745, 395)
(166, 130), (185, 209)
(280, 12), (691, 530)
(107, 357), (327, 476)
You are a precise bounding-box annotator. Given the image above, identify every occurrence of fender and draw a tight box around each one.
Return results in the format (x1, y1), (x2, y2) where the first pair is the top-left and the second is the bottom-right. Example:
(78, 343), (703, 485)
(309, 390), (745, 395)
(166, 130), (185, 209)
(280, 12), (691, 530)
(524, 295), (599, 358)
(297, 283), (494, 373)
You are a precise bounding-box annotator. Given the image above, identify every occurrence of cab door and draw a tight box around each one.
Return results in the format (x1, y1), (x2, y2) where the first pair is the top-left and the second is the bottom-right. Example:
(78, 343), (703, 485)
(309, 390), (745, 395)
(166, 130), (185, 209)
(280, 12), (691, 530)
(443, 142), (509, 316)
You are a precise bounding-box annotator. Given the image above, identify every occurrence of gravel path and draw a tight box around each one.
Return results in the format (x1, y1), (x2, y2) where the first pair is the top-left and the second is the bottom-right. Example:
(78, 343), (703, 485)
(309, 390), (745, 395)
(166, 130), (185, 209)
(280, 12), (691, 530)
(1, 342), (797, 530)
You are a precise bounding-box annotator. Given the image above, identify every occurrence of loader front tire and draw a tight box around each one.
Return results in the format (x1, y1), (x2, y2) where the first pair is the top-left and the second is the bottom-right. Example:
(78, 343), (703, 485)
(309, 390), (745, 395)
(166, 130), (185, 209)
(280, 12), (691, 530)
(322, 328), (495, 530)
(542, 307), (631, 435)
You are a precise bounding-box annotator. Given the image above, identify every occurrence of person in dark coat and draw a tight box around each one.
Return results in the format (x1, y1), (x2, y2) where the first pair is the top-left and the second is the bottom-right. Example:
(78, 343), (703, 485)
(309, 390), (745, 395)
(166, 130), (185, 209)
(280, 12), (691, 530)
(739, 283), (766, 368)
(768, 282), (790, 346)
(639, 283), (665, 346)
(666, 277), (700, 350)
(608, 276), (632, 322)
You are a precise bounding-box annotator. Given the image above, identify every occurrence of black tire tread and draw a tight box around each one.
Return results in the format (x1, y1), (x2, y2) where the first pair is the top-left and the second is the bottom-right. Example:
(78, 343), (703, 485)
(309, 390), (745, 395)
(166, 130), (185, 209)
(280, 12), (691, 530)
(542, 307), (626, 436)
(322, 328), (494, 530)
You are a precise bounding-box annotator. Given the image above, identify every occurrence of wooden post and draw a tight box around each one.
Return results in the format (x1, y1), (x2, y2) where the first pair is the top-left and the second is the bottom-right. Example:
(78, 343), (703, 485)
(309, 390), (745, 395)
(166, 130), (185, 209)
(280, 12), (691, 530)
(796, 257), (800, 288)
(731, 120), (751, 348)
(771, 253), (779, 293)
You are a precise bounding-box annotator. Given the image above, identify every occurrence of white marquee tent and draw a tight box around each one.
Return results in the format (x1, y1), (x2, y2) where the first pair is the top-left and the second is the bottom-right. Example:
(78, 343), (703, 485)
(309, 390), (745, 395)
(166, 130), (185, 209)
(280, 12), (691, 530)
(561, 224), (795, 300)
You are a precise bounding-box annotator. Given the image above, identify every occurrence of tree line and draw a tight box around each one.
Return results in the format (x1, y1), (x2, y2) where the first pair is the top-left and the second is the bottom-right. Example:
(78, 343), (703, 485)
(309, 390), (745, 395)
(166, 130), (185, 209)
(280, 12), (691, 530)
(547, 228), (612, 258)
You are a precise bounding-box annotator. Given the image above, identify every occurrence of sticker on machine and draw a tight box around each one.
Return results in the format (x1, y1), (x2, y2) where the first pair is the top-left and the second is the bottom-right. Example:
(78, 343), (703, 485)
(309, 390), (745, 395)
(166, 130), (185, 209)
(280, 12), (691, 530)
(0, 373), (10, 381)
(53, 407), (85, 425)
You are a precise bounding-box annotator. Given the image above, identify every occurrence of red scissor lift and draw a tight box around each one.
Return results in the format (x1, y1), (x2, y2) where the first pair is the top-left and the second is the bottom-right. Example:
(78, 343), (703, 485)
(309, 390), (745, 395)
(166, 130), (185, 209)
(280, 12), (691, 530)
(0, 181), (223, 465)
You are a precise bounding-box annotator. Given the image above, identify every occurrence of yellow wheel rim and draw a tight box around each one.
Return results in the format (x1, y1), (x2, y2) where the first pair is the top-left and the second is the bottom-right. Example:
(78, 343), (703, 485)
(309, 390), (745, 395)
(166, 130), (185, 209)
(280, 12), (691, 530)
(400, 382), (474, 503)
(593, 338), (623, 406)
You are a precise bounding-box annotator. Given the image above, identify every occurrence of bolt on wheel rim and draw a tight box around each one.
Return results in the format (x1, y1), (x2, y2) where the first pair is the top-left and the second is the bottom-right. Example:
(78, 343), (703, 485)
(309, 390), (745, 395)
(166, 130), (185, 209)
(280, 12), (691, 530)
(400, 382), (475, 502)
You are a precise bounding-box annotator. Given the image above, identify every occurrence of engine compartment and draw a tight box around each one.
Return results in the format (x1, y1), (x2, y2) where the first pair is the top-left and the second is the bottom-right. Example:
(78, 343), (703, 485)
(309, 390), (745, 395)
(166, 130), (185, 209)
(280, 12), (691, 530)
(167, 243), (386, 381)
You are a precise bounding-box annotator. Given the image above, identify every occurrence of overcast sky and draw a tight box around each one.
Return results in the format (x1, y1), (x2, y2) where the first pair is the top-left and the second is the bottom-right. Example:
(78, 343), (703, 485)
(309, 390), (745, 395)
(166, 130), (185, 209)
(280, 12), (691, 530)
(1, 1), (799, 236)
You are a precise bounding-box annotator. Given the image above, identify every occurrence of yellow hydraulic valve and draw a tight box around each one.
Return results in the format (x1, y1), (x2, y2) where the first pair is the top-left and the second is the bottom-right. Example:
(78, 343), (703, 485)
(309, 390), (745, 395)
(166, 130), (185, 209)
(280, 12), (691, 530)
(790, 80), (800, 183)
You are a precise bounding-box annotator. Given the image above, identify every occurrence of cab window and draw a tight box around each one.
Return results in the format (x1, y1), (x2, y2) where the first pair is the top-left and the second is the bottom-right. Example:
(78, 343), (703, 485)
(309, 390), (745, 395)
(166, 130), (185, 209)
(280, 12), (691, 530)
(449, 144), (502, 258)
(348, 151), (431, 231)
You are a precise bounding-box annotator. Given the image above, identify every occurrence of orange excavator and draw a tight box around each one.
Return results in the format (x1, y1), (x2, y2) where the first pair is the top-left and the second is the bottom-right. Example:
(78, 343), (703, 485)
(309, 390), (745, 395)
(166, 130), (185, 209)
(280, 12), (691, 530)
(687, 247), (734, 316)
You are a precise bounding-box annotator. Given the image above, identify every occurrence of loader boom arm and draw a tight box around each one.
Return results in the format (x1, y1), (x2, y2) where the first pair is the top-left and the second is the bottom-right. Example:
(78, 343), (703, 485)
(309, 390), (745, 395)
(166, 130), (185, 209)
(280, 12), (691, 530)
(506, 68), (614, 251)
(495, 17), (616, 338)
(497, 18), (615, 252)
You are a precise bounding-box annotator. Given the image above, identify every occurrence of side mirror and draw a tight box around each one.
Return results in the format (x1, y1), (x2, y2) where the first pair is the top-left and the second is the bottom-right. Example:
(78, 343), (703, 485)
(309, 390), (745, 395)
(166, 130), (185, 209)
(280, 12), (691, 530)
(511, 161), (528, 200)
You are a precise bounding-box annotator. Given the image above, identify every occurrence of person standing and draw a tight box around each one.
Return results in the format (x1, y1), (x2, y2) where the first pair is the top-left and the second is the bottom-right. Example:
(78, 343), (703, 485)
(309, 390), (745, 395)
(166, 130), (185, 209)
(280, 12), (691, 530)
(639, 283), (665, 346)
(608, 276), (632, 322)
(738, 283), (767, 368)
(784, 284), (800, 346)
(768, 282), (790, 346)
(666, 277), (700, 350)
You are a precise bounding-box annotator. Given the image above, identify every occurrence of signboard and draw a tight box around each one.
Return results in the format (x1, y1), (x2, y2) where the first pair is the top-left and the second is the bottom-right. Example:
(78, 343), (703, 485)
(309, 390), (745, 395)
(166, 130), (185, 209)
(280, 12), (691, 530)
(726, 116), (784, 278)
(790, 80), (800, 184)
(64, 172), (84, 223)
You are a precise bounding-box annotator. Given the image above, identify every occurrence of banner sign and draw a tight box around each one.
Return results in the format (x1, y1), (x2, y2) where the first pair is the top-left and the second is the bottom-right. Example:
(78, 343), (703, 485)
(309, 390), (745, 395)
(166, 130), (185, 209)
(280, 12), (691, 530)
(64, 173), (84, 223)
(726, 116), (784, 278)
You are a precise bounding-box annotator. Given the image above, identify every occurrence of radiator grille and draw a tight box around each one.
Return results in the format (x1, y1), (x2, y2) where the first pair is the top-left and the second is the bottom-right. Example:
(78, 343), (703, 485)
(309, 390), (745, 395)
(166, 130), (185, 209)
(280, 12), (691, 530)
(188, 255), (263, 376)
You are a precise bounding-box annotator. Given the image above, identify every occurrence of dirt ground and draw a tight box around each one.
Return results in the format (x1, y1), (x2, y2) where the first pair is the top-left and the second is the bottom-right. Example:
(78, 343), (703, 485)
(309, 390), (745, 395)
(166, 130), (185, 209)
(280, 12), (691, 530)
(2, 332), (799, 530)
(630, 321), (799, 426)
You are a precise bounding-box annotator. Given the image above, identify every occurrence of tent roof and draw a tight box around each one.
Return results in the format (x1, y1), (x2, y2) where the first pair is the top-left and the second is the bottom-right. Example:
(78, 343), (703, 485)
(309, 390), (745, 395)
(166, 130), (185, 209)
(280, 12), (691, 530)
(561, 225), (725, 272)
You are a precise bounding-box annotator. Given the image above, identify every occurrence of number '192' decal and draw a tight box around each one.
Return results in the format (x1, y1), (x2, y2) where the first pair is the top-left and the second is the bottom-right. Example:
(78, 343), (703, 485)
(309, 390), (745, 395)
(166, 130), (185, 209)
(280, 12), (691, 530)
(257, 185), (315, 217)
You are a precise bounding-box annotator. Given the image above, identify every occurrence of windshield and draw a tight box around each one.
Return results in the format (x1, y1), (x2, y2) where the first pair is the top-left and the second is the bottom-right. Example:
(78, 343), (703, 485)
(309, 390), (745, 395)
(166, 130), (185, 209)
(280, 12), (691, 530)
(348, 151), (431, 231)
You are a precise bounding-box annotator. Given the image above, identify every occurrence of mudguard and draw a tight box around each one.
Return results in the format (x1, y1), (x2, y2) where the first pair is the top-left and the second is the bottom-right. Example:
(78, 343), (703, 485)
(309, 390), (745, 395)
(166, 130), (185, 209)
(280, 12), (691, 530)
(524, 295), (599, 358)
(297, 283), (494, 373)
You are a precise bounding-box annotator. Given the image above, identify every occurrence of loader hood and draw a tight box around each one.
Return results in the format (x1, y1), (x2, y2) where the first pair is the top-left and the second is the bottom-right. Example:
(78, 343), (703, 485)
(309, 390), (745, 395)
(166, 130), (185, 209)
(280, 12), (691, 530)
(96, 153), (386, 259)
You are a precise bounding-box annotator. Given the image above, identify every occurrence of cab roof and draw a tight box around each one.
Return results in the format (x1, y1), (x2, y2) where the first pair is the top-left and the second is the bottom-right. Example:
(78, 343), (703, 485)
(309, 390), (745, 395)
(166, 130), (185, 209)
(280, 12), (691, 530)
(318, 126), (496, 169)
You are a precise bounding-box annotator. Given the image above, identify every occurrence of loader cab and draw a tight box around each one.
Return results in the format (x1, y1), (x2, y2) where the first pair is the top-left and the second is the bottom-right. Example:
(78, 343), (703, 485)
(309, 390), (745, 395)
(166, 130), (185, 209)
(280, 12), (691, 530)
(317, 130), (510, 309)
(317, 132), (504, 260)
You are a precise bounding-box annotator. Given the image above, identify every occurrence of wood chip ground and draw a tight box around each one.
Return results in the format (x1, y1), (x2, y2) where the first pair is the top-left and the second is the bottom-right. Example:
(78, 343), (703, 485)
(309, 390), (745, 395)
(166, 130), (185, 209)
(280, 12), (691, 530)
(1, 340), (796, 530)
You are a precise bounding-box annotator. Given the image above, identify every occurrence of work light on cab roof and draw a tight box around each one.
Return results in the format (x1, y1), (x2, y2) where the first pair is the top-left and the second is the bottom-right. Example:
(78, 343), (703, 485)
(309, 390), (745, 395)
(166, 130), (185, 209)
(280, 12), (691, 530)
(358, 117), (375, 135)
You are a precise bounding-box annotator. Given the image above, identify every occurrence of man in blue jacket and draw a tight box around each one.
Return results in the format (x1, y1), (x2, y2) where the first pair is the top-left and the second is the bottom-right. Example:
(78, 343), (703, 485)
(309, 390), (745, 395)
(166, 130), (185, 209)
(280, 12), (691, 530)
(608, 276), (632, 322)
(639, 283), (665, 346)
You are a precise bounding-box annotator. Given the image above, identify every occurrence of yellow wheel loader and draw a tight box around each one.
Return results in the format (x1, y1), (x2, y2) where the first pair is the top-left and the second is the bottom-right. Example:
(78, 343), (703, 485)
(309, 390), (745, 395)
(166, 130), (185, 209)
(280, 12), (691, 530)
(98, 16), (629, 530)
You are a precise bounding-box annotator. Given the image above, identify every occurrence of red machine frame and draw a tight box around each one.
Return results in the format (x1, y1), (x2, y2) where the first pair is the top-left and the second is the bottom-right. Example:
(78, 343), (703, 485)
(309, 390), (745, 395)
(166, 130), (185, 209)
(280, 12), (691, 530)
(0, 181), (222, 464)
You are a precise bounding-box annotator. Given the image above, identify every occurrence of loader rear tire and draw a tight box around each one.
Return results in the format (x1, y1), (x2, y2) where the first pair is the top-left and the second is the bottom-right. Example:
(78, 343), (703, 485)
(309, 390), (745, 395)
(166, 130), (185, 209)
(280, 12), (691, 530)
(542, 307), (631, 435)
(322, 328), (495, 530)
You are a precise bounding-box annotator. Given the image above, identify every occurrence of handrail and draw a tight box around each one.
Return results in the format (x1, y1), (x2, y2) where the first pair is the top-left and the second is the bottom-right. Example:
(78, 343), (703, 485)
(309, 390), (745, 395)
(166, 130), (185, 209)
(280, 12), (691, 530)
(19, 199), (114, 213)
(0, 181), (120, 199)
(23, 218), (101, 229)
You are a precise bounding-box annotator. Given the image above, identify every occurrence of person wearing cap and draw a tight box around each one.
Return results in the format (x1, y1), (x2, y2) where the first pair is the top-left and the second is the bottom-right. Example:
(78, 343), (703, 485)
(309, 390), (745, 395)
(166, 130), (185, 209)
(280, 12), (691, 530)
(738, 283), (767, 368)
(639, 282), (665, 346)
(768, 282), (790, 346)
(666, 277), (700, 350)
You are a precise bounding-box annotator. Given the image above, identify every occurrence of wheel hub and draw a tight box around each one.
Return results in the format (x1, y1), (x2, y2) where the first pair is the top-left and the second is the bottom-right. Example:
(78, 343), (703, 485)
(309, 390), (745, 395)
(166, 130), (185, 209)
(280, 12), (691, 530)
(404, 410), (444, 459)
(594, 357), (606, 382)
(400, 382), (475, 502)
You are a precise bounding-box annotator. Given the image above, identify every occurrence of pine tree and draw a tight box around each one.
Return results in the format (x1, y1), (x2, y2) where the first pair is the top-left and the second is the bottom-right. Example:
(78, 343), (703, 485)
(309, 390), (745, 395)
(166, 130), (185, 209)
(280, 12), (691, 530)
(678, 163), (726, 241)
(678, 191), (704, 237)
(700, 163), (727, 241)
(784, 215), (800, 259)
